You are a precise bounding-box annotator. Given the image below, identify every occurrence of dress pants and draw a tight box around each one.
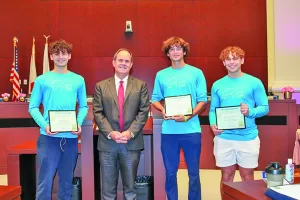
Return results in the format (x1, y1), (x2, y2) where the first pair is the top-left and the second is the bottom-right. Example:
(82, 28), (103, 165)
(99, 144), (141, 200)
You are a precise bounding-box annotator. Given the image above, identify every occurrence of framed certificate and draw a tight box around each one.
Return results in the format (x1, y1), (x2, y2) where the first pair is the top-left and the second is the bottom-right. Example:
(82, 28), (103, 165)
(48, 110), (78, 133)
(216, 106), (246, 130)
(164, 94), (193, 117)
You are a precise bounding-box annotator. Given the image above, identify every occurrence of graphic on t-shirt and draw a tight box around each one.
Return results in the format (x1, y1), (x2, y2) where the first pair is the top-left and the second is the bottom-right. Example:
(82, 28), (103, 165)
(221, 88), (244, 100)
(167, 77), (186, 88)
(51, 80), (73, 92)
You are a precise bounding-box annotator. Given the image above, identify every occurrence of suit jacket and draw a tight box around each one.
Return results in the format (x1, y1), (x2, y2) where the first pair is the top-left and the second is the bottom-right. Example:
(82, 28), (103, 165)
(93, 76), (150, 152)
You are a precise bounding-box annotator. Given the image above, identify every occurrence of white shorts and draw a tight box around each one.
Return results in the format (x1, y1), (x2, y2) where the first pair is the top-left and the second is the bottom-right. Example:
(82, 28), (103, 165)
(213, 136), (260, 168)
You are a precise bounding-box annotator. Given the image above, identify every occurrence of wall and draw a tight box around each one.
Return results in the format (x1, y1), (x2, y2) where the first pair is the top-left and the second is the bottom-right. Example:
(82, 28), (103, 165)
(0, 0), (267, 95)
(267, 0), (300, 102)
(267, 0), (275, 91)
(272, 0), (300, 92)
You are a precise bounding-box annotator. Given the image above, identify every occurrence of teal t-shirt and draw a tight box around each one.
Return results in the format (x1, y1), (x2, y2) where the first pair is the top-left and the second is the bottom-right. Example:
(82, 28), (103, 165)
(29, 71), (88, 138)
(152, 64), (207, 134)
(209, 73), (269, 141)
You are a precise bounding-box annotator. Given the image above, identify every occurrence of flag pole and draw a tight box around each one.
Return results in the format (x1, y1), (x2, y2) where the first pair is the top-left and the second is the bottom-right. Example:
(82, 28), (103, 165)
(43, 35), (50, 74)
(43, 35), (50, 43)
(11, 37), (20, 101)
(13, 37), (18, 64)
(28, 36), (37, 94)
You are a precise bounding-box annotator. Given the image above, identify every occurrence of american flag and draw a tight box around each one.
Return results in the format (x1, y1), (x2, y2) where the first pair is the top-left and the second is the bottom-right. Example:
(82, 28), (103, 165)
(10, 37), (21, 102)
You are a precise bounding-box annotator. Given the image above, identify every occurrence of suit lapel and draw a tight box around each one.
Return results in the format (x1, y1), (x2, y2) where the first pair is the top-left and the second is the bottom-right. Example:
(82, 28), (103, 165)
(108, 77), (119, 108)
(124, 76), (133, 105)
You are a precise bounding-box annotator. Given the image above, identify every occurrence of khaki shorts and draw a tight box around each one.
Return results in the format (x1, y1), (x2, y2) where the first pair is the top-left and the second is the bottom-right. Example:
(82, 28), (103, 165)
(213, 136), (260, 168)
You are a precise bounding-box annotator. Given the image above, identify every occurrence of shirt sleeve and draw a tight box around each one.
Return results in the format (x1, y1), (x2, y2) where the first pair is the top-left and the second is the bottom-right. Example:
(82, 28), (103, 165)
(28, 79), (48, 129)
(196, 70), (207, 103)
(248, 80), (269, 118)
(151, 73), (164, 103)
(209, 83), (221, 126)
(77, 78), (88, 126)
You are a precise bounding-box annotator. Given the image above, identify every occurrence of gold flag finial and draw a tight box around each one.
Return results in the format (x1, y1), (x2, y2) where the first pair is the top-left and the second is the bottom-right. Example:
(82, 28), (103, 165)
(13, 37), (18, 45)
(43, 35), (50, 44)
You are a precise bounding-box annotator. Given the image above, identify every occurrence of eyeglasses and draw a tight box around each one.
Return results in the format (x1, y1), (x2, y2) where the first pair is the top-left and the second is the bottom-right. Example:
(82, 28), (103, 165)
(169, 46), (183, 52)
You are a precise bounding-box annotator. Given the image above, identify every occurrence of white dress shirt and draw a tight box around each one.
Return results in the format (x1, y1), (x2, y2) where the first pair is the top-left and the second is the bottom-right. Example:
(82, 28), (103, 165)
(114, 74), (128, 96)
(108, 75), (134, 139)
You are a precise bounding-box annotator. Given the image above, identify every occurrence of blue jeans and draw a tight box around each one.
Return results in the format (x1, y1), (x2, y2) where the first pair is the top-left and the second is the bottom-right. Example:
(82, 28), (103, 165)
(161, 133), (202, 200)
(36, 134), (78, 200)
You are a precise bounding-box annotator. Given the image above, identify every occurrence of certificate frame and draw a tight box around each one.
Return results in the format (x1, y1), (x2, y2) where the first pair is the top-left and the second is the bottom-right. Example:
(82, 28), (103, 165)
(164, 94), (193, 117)
(48, 110), (78, 133)
(215, 106), (246, 130)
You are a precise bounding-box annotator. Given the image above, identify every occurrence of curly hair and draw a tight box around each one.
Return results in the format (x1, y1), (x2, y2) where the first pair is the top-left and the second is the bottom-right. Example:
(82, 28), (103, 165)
(219, 46), (245, 61)
(162, 37), (190, 57)
(49, 39), (72, 55)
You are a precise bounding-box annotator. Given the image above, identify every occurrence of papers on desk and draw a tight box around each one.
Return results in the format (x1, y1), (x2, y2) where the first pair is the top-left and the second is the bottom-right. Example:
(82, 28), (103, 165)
(265, 184), (300, 200)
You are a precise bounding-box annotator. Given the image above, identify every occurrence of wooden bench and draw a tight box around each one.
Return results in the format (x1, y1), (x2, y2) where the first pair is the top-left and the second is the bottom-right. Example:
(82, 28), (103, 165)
(0, 186), (21, 200)
(6, 140), (81, 200)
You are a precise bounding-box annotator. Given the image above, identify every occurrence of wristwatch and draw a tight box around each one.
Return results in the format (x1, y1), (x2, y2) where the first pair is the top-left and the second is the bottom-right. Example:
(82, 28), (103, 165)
(129, 130), (135, 138)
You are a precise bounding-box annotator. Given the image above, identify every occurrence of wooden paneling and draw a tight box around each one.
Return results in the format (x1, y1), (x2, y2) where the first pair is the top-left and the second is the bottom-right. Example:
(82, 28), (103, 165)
(0, 0), (267, 95)
(0, 185), (21, 200)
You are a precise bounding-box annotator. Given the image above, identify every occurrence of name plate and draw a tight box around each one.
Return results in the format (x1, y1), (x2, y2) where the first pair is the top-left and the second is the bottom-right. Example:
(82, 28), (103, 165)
(49, 110), (78, 133)
(164, 94), (193, 117)
(216, 106), (246, 130)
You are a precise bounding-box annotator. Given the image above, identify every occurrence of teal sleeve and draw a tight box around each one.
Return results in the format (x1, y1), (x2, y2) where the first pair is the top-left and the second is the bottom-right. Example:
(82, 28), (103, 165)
(209, 84), (220, 126)
(77, 79), (88, 126)
(196, 70), (207, 103)
(151, 73), (163, 103)
(28, 79), (48, 129)
(248, 81), (269, 118)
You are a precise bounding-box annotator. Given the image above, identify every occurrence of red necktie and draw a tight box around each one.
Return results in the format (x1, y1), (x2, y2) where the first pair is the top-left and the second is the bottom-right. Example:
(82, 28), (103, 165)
(118, 80), (124, 132)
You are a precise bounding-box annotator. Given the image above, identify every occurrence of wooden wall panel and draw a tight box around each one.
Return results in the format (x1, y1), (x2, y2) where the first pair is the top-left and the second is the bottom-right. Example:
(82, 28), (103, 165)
(0, 0), (267, 96)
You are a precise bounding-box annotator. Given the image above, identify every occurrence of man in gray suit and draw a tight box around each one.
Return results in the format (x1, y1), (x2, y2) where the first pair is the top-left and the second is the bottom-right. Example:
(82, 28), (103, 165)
(93, 48), (150, 200)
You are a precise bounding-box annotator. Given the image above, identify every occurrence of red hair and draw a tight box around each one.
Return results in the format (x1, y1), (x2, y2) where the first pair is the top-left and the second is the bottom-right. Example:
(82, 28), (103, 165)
(219, 46), (245, 61)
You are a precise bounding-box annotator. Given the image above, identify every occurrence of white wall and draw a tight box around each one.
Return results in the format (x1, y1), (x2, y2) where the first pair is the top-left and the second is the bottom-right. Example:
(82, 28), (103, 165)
(271, 0), (300, 92)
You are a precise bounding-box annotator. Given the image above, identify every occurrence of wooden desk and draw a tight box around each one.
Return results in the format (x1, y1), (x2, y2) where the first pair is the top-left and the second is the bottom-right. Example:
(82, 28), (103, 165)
(6, 120), (152, 200)
(3, 100), (297, 199)
(223, 176), (300, 200)
(6, 141), (82, 200)
(223, 180), (270, 200)
(0, 186), (21, 200)
(6, 120), (93, 200)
